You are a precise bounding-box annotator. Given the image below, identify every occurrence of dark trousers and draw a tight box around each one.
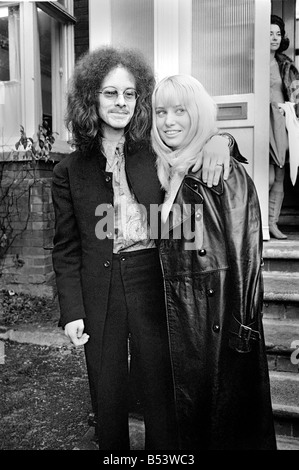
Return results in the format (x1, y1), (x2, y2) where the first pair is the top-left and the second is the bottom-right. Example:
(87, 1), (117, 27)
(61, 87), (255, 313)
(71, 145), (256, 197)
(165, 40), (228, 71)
(93, 248), (177, 450)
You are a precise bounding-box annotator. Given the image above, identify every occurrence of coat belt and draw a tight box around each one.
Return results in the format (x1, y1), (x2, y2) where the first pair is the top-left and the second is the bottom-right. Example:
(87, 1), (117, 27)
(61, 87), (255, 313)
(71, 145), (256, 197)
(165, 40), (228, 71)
(229, 314), (261, 353)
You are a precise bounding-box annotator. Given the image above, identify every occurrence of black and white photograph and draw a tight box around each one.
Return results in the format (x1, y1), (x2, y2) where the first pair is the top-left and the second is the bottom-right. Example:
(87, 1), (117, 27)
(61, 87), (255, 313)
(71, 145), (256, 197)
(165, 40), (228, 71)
(0, 0), (299, 456)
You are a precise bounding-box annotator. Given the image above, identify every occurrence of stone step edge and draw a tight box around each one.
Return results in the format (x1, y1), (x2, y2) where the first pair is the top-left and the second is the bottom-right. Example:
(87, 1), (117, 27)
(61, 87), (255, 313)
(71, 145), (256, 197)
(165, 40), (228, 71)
(272, 403), (299, 421)
(1, 325), (297, 354)
(263, 319), (299, 352)
(0, 324), (71, 348)
(263, 272), (299, 279)
(264, 292), (299, 302)
(270, 371), (299, 380)
(266, 345), (295, 355)
(262, 272), (299, 302)
(276, 435), (299, 450)
(263, 244), (299, 259)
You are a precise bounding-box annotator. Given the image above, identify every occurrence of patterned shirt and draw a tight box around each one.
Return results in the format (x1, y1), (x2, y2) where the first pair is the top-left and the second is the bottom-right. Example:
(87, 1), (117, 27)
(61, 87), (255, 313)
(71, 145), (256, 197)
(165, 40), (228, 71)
(102, 137), (155, 253)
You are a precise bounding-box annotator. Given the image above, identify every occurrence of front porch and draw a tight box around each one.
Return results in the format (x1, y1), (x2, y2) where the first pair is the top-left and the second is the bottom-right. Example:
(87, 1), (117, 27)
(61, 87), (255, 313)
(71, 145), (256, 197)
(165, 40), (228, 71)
(262, 227), (299, 447)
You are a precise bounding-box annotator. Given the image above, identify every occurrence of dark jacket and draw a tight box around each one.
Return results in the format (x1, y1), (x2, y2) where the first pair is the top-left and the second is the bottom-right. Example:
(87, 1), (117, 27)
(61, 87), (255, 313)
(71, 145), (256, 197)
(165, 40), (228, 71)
(158, 155), (277, 450)
(276, 52), (299, 117)
(51, 143), (164, 356)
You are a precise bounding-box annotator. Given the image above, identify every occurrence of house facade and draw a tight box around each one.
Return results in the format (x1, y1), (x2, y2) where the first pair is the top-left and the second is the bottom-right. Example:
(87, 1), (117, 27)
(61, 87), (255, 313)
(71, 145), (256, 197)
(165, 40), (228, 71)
(0, 0), (298, 296)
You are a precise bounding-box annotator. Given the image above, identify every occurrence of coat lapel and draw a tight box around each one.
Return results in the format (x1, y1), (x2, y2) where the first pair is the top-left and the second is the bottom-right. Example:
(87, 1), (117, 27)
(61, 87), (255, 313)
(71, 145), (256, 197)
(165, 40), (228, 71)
(75, 146), (109, 195)
(125, 144), (165, 215)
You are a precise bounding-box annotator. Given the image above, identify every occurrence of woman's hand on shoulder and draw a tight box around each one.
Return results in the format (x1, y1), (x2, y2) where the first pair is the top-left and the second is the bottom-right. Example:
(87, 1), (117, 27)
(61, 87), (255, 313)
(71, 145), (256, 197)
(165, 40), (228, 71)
(191, 135), (230, 187)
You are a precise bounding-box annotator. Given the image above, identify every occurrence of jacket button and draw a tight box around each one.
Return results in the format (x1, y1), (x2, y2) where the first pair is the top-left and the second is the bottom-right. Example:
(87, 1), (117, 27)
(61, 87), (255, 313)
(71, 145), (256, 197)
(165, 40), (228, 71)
(121, 256), (126, 262)
(207, 288), (214, 297)
(192, 183), (198, 190)
(213, 324), (220, 333)
(198, 249), (206, 256)
(105, 175), (111, 183)
(103, 260), (110, 268)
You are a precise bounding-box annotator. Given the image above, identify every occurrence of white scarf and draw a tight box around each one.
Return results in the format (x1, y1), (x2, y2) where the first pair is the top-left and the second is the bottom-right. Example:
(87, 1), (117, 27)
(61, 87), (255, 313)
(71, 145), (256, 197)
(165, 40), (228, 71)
(161, 170), (185, 223)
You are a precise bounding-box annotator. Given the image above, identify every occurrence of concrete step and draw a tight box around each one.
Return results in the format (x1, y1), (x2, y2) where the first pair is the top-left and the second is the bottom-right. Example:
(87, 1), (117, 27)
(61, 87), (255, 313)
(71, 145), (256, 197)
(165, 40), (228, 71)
(269, 372), (299, 443)
(264, 318), (299, 375)
(263, 300), (299, 321)
(270, 372), (299, 408)
(279, 211), (299, 226)
(262, 272), (299, 303)
(276, 435), (299, 450)
(262, 272), (299, 320)
(77, 418), (299, 451)
(263, 318), (299, 350)
(262, 239), (299, 273)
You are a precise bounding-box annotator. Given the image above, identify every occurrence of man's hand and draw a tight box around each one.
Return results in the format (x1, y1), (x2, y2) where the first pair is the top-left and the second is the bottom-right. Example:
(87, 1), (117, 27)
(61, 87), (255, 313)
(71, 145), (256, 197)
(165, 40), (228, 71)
(192, 135), (230, 187)
(64, 319), (90, 347)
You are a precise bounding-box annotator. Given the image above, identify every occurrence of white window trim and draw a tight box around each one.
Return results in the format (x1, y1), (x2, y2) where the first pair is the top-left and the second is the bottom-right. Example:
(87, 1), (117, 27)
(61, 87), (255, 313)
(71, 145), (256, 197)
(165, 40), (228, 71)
(51, 0), (75, 149)
(19, 2), (41, 140)
(36, 1), (76, 24)
(89, 0), (111, 50)
(178, 0), (192, 76)
(89, 0), (183, 81)
(154, 0), (179, 82)
(1, 1), (74, 157)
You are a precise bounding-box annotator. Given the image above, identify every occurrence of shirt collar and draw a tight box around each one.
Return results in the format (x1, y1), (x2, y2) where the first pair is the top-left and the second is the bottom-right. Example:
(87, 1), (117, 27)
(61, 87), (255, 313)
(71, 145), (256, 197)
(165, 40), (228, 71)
(102, 135), (125, 160)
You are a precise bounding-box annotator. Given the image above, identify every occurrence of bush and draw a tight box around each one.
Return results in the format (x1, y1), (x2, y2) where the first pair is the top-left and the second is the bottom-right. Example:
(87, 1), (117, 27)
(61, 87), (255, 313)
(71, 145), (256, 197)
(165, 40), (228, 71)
(0, 289), (59, 325)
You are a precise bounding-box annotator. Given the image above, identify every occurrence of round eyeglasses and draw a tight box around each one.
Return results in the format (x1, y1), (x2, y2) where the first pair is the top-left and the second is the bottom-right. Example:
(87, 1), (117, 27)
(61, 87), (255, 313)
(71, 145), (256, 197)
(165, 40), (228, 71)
(98, 87), (139, 102)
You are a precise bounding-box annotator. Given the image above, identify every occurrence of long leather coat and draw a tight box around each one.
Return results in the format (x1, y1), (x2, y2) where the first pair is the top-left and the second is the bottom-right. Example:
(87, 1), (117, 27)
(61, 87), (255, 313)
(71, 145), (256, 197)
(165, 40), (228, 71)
(158, 157), (277, 450)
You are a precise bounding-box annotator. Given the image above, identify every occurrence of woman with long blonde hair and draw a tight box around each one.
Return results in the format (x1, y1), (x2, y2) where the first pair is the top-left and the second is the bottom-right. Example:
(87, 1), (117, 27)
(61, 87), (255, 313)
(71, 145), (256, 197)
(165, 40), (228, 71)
(151, 74), (277, 450)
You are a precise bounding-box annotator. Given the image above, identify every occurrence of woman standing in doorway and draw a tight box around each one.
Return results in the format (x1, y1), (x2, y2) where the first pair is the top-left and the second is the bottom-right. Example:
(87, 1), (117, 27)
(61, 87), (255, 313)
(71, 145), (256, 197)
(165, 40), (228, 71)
(269, 14), (299, 239)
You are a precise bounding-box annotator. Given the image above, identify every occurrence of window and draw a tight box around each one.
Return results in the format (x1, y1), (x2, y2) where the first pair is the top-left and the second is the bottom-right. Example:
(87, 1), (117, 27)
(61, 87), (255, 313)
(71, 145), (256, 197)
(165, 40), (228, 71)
(191, 0), (255, 96)
(0, 1), (75, 155)
(38, 8), (52, 131)
(111, 0), (154, 68)
(0, 6), (10, 81)
(0, 4), (21, 152)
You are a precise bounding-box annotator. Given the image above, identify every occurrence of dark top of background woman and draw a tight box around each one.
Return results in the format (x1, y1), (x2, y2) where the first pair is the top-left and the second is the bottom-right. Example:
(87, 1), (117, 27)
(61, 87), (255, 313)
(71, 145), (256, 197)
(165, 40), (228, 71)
(271, 14), (299, 117)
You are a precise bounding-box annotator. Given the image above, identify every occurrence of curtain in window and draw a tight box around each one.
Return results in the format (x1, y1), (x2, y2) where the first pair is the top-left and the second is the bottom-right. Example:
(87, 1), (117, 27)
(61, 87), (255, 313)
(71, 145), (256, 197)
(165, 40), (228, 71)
(0, 4), (43, 151)
(33, 4), (43, 129)
(8, 6), (21, 81)
(192, 0), (254, 96)
(111, 0), (154, 68)
(0, 6), (21, 150)
(0, 81), (21, 150)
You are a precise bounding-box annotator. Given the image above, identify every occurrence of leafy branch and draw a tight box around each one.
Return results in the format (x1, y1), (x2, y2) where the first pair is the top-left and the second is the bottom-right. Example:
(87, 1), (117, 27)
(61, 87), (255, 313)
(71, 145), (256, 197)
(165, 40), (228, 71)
(0, 122), (57, 271)
(15, 121), (58, 161)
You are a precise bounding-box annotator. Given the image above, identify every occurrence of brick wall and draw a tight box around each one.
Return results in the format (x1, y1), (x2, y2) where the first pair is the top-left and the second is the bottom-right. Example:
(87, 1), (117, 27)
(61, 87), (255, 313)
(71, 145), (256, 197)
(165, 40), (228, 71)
(0, 160), (56, 298)
(74, 0), (89, 61)
(0, 1), (90, 299)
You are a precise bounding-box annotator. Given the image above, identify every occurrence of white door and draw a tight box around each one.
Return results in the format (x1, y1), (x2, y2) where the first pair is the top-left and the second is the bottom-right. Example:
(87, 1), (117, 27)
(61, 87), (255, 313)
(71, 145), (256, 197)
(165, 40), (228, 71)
(89, 0), (271, 239)
(173, 0), (271, 240)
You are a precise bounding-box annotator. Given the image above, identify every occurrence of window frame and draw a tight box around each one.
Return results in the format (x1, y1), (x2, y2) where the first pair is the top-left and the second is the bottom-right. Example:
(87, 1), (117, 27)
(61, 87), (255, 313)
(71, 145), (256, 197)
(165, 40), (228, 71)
(0, 1), (75, 158)
(36, 1), (76, 25)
